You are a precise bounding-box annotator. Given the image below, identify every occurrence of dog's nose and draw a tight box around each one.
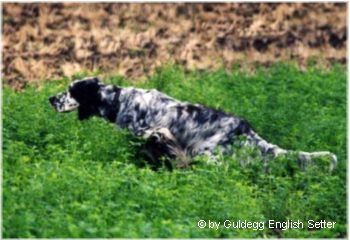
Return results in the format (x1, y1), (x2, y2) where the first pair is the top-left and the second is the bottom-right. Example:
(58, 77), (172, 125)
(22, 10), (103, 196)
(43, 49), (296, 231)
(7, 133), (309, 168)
(49, 96), (56, 106)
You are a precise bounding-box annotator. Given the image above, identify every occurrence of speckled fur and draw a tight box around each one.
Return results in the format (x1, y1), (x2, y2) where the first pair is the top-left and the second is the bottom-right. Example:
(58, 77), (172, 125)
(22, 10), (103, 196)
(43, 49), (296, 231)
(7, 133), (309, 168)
(49, 77), (337, 170)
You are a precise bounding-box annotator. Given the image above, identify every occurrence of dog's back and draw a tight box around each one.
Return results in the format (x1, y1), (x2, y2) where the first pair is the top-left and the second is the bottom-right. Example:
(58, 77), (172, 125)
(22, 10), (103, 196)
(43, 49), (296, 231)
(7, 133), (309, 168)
(116, 87), (245, 156)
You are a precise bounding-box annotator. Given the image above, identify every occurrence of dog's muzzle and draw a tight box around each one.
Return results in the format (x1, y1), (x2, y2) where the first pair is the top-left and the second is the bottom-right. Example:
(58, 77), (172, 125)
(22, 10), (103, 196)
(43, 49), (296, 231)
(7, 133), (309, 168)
(49, 92), (79, 112)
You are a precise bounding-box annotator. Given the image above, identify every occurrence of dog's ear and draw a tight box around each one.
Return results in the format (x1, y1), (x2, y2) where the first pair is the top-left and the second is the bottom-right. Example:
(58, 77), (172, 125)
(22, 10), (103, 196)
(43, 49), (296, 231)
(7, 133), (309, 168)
(70, 78), (100, 104)
(78, 106), (94, 120)
(70, 77), (102, 120)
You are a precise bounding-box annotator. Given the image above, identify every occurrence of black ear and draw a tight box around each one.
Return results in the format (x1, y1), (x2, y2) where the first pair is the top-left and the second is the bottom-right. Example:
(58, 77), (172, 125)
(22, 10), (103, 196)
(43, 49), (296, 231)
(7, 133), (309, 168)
(78, 106), (94, 120)
(69, 77), (102, 120)
(71, 79), (100, 104)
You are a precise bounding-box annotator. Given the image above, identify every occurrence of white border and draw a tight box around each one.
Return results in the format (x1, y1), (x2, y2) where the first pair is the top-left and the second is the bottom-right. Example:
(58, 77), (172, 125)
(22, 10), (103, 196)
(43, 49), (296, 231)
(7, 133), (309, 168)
(1, 1), (348, 240)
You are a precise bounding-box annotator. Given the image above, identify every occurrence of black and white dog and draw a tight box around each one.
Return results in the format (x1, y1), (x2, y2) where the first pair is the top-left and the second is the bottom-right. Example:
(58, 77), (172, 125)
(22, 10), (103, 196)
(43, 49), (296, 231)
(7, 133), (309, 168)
(49, 77), (337, 170)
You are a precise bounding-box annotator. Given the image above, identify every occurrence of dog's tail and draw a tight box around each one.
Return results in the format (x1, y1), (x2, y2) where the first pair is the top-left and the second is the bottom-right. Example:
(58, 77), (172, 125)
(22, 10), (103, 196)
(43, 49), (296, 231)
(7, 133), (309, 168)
(237, 121), (337, 170)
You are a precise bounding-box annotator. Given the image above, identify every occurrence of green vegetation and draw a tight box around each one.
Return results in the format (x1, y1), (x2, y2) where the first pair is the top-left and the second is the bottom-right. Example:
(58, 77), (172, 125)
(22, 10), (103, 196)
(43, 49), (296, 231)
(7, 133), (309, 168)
(3, 64), (346, 237)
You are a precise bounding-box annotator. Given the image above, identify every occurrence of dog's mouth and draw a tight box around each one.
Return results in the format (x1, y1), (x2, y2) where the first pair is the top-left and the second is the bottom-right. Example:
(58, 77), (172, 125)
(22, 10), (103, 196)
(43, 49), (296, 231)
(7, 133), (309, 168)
(49, 92), (79, 112)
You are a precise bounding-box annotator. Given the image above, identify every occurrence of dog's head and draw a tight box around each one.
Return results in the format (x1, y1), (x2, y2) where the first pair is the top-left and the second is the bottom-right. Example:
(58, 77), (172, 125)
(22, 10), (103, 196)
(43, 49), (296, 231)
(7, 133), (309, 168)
(49, 77), (102, 120)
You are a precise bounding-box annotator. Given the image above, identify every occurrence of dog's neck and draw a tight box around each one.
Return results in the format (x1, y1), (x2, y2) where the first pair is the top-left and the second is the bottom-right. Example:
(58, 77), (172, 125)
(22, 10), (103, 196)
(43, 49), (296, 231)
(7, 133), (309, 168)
(97, 85), (121, 122)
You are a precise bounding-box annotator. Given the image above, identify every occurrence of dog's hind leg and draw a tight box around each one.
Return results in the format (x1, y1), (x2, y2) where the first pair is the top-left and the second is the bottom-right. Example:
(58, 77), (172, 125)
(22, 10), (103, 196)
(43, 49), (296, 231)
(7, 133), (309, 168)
(142, 128), (190, 169)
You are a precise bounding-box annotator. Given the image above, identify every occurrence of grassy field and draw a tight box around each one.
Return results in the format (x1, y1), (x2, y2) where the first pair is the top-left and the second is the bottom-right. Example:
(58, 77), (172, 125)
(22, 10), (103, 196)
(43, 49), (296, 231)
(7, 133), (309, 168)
(3, 63), (346, 238)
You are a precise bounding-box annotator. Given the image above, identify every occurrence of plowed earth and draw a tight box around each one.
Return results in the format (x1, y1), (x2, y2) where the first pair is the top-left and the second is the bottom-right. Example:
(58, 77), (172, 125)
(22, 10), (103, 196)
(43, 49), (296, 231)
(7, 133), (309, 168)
(3, 3), (347, 89)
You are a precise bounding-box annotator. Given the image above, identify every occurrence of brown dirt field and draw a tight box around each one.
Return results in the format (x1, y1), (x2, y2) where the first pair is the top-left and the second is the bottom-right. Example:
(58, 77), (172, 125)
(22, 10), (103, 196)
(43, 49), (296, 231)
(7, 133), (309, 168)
(2, 3), (347, 89)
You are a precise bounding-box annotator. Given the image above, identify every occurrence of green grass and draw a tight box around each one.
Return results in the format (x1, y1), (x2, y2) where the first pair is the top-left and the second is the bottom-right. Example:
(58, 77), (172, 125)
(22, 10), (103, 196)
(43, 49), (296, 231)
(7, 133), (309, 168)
(3, 63), (346, 238)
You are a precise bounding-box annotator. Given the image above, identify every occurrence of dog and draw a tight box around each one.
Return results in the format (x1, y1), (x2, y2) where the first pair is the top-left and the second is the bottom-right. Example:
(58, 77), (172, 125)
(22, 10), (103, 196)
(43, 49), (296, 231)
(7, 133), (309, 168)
(49, 77), (337, 170)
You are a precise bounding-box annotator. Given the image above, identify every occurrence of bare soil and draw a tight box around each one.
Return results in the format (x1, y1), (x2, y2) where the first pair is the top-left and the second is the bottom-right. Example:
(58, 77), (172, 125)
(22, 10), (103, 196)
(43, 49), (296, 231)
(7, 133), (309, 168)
(3, 3), (347, 89)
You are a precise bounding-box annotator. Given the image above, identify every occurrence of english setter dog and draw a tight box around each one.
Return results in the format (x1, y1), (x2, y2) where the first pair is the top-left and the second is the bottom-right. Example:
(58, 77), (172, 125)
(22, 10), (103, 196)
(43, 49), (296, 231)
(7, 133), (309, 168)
(49, 77), (337, 170)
